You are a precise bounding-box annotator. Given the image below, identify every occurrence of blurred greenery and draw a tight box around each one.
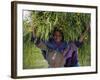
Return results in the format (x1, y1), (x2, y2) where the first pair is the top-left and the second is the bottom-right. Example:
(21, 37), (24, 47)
(23, 40), (48, 69)
(23, 11), (91, 69)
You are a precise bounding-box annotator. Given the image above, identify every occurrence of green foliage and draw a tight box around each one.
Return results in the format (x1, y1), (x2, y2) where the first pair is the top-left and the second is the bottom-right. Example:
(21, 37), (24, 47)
(23, 38), (48, 69)
(23, 11), (91, 69)
(30, 11), (90, 41)
(78, 40), (91, 66)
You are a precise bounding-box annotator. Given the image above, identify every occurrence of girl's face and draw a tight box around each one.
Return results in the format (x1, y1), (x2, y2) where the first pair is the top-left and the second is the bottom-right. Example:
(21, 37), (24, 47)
(53, 31), (62, 43)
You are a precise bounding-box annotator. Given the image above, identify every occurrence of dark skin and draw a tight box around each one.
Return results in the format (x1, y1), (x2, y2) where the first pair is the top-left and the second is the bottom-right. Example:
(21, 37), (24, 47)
(53, 31), (62, 43)
(79, 23), (90, 43)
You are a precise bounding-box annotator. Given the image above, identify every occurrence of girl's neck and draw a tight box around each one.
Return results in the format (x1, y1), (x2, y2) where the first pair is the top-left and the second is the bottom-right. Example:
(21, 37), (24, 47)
(55, 41), (62, 46)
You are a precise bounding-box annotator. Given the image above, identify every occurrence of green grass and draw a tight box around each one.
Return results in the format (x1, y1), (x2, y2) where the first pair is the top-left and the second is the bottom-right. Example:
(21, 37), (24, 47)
(78, 41), (91, 66)
(23, 41), (48, 69)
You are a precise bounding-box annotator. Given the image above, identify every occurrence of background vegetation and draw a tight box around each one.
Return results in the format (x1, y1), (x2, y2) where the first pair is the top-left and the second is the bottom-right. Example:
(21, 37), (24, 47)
(23, 11), (91, 69)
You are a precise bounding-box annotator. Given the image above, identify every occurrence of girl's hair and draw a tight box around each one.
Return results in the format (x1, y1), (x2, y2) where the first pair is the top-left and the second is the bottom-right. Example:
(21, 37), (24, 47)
(52, 27), (64, 41)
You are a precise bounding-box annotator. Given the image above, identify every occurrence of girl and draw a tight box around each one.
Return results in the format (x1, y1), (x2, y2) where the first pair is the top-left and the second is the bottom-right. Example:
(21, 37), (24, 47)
(31, 25), (90, 67)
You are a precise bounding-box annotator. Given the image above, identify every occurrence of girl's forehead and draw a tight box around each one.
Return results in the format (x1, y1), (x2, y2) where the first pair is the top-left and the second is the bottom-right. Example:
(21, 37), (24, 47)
(54, 31), (61, 34)
(54, 31), (62, 35)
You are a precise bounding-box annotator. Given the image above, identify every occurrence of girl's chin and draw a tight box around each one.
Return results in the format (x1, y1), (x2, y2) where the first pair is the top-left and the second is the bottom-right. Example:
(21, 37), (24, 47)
(55, 40), (61, 43)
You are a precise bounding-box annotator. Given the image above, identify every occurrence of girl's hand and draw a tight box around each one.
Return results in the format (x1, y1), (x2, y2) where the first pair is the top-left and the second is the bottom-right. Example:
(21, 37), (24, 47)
(79, 23), (90, 42)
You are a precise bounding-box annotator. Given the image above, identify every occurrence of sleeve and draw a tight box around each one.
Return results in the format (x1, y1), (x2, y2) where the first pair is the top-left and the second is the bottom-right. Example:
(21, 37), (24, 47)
(74, 40), (83, 48)
(31, 32), (47, 50)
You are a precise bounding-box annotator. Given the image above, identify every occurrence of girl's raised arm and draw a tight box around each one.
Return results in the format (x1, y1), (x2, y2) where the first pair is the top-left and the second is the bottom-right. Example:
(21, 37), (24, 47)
(31, 28), (47, 50)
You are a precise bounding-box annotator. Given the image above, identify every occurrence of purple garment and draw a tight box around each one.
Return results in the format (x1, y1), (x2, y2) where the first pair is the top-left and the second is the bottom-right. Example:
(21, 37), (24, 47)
(64, 42), (79, 67)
